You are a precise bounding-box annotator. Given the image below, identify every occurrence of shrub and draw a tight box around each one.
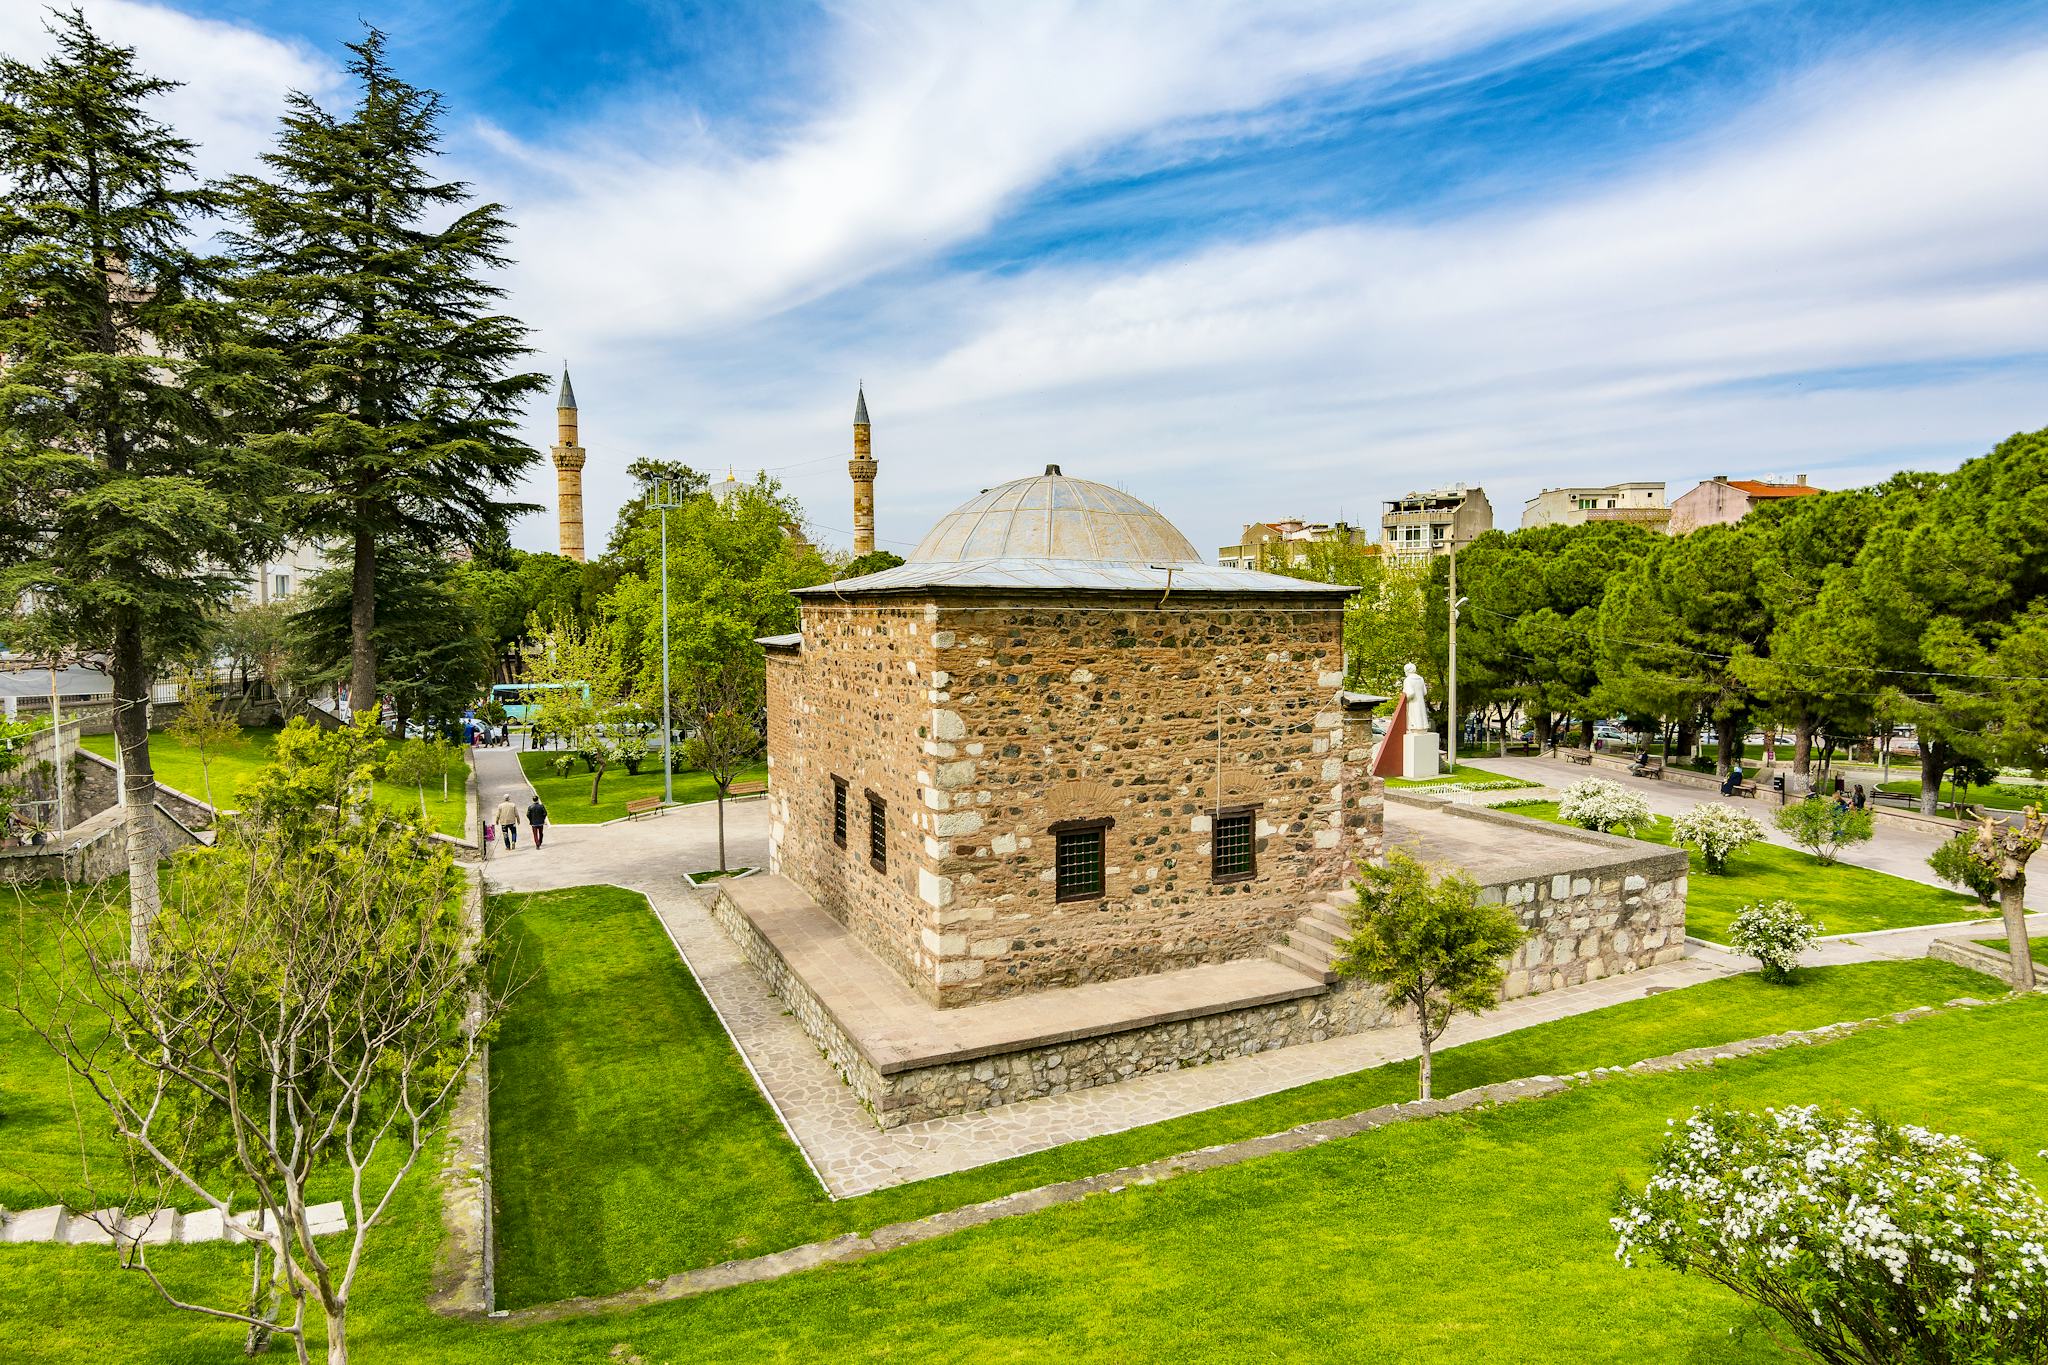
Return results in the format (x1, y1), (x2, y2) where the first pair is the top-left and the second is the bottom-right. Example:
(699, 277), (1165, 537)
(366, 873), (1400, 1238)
(1614, 1104), (2048, 1365)
(1929, 831), (1999, 907)
(1774, 795), (1875, 865)
(549, 752), (577, 779)
(1556, 778), (1652, 836)
(1727, 898), (1821, 981)
(1670, 801), (1766, 874)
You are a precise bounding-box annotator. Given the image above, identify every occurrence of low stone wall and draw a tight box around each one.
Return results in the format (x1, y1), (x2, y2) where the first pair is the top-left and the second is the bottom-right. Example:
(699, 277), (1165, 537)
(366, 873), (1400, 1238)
(1926, 935), (2016, 985)
(0, 802), (203, 887)
(69, 751), (216, 831)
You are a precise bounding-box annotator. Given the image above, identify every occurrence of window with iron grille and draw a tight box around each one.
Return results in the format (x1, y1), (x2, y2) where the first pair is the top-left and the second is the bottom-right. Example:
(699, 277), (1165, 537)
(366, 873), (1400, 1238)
(1212, 807), (1256, 882)
(831, 777), (847, 848)
(867, 792), (887, 871)
(1052, 819), (1111, 902)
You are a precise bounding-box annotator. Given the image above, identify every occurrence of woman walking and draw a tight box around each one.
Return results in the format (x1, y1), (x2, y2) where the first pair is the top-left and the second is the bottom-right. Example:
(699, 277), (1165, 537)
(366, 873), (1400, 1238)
(494, 792), (521, 851)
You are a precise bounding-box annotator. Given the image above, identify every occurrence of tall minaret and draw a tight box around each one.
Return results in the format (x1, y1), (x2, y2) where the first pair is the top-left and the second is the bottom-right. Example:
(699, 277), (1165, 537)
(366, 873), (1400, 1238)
(552, 368), (586, 562)
(849, 385), (876, 556)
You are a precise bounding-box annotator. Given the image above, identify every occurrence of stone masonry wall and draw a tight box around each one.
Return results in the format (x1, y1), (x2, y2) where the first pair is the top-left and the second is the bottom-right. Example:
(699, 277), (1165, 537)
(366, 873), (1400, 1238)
(764, 606), (943, 995)
(914, 594), (1356, 1004)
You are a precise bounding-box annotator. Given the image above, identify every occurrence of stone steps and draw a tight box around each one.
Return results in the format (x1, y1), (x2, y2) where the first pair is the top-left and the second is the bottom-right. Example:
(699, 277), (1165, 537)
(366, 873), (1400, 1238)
(1266, 939), (1337, 983)
(0, 1201), (348, 1246)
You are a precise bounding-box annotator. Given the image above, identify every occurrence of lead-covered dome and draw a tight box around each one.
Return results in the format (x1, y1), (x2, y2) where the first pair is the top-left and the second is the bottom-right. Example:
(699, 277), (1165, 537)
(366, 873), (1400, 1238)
(910, 465), (1201, 564)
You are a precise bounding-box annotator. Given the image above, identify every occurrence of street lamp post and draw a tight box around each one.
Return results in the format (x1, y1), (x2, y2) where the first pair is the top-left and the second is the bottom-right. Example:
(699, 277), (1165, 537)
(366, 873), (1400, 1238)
(653, 482), (685, 804)
(1446, 542), (1469, 772)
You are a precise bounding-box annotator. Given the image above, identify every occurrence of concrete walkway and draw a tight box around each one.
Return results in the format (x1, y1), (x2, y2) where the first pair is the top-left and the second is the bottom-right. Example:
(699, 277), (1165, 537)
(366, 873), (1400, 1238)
(0, 1202), (347, 1246)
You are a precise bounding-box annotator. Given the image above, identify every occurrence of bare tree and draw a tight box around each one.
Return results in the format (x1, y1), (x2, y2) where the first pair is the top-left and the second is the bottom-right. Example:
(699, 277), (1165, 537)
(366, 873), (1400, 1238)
(680, 654), (765, 873)
(1972, 806), (2045, 990)
(6, 716), (505, 1364)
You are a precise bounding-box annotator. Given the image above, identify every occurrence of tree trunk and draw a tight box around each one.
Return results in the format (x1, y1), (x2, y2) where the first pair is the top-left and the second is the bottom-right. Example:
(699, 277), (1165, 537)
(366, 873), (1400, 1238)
(111, 613), (159, 968)
(1999, 874), (2035, 991)
(1715, 715), (1742, 779)
(716, 790), (728, 872)
(349, 525), (377, 725)
(323, 1298), (346, 1365)
(1533, 714), (1554, 751)
(1918, 748), (1943, 818)
(1579, 717), (1594, 747)
(1793, 717), (1814, 777)
(1416, 1019), (1434, 1101)
(1674, 719), (1696, 763)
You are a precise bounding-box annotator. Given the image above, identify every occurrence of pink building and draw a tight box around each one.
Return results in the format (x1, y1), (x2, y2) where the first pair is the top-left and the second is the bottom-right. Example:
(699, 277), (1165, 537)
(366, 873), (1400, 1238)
(1668, 474), (1821, 534)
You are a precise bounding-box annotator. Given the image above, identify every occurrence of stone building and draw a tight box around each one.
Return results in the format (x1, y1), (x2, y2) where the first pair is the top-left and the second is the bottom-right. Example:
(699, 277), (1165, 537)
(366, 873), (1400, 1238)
(761, 466), (1368, 1008)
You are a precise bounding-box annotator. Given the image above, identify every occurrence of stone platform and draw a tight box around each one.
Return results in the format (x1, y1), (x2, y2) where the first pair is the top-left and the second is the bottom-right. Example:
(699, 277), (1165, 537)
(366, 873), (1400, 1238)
(710, 797), (1688, 1131)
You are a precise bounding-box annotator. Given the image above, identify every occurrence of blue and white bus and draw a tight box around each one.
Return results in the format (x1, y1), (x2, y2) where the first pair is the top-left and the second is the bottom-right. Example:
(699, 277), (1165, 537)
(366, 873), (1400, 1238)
(490, 682), (590, 721)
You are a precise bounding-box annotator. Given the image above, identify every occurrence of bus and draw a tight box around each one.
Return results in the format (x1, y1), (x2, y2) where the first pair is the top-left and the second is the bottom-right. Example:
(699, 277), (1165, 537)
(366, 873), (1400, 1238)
(489, 682), (590, 722)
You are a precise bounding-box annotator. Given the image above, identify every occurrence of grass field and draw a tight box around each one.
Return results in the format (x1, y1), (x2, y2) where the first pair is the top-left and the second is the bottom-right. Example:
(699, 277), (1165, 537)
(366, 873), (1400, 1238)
(1878, 778), (2044, 813)
(0, 896), (2030, 1363)
(1501, 801), (1980, 943)
(484, 885), (1994, 1308)
(79, 727), (468, 838)
(1384, 762), (1536, 790)
(515, 750), (766, 822)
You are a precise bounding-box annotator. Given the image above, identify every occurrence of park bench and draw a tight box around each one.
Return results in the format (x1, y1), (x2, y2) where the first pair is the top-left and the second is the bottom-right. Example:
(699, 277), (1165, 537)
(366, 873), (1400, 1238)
(1728, 780), (1758, 799)
(1562, 747), (1594, 765)
(1869, 788), (1919, 810)
(625, 796), (663, 820)
(1628, 755), (1665, 778)
(725, 779), (768, 799)
(1505, 741), (1539, 757)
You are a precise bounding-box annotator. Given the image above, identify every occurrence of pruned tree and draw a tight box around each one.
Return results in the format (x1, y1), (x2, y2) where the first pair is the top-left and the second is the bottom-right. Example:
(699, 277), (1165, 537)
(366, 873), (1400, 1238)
(5, 714), (505, 1364)
(1333, 848), (1525, 1099)
(1964, 806), (2045, 992)
(383, 735), (448, 818)
(680, 653), (765, 873)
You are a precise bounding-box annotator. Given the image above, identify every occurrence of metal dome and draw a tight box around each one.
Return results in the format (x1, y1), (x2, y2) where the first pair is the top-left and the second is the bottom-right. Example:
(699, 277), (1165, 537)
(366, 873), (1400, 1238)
(910, 465), (1202, 564)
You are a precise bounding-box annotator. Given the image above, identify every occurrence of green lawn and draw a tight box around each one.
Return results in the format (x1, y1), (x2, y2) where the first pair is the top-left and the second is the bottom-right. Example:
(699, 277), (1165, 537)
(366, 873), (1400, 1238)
(1385, 762), (1536, 790)
(1975, 935), (2048, 958)
(1503, 801), (1980, 943)
(79, 727), (469, 838)
(0, 929), (2033, 1363)
(1878, 778), (2045, 813)
(486, 884), (1992, 1308)
(516, 749), (767, 822)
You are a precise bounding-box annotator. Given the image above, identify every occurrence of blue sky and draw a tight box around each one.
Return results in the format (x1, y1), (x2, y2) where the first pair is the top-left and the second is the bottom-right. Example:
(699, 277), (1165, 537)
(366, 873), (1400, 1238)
(10, 0), (2048, 555)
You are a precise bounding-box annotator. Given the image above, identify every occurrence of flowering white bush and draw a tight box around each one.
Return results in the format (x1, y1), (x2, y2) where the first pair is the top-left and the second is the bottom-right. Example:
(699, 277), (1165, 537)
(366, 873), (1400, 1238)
(1556, 778), (1652, 836)
(1671, 801), (1767, 874)
(1727, 898), (1822, 981)
(1614, 1104), (2048, 1364)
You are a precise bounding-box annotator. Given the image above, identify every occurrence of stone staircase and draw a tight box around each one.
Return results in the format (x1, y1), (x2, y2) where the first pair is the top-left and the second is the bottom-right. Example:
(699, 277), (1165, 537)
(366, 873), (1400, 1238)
(1267, 886), (1356, 984)
(0, 1201), (347, 1246)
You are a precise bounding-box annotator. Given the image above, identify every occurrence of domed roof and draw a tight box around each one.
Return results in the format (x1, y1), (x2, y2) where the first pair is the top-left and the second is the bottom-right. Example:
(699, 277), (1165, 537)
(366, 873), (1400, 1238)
(910, 465), (1201, 564)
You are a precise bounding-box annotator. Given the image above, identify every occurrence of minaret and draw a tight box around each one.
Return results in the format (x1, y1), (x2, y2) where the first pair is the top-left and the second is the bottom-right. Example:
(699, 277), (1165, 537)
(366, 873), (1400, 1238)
(849, 385), (876, 556)
(552, 368), (586, 562)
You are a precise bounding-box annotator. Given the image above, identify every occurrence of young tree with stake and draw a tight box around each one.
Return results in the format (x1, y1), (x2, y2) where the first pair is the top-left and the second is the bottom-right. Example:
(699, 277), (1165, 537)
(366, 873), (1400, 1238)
(681, 653), (765, 873)
(1333, 849), (1525, 1099)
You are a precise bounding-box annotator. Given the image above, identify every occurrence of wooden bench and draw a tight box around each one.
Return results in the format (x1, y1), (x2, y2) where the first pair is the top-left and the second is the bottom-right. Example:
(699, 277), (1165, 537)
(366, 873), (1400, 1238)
(725, 779), (767, 799)
(1729, 780), (1758, 800)
(625, 796), (663, 820)
(1504, 742), (1539, 757)
(1627, 754), (1665, 778)
(1562, 747), (1595, 765)
(1869, 788), (1919, 810)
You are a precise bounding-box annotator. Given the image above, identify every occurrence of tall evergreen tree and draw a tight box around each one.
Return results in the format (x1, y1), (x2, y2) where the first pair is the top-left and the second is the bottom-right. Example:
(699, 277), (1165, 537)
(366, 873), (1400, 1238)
(225, 27), (543, 717)
(0, 8), (277, 961)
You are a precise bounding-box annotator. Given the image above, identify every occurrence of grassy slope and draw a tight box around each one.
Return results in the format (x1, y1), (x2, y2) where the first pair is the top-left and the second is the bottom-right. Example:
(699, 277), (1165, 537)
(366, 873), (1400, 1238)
(1504, 801), (1979, 943)
(78, 728), (468, 838)
(2, 986), (2039, 1364)
(515, 750), (767, 823)
(1384, 763), (1533, 790)
(485, 885), (1991, 1308)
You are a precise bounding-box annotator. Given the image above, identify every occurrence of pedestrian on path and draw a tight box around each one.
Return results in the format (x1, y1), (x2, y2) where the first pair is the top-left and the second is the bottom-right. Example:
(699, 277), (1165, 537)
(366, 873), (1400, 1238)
(526, 795), (549, 850)
(495, 793), (521, 850)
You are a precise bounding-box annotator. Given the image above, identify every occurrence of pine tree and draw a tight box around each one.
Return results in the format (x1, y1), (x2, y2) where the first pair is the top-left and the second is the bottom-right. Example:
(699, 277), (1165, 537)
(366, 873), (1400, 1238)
(225, 27), (543, 718)
(0, 8), (278, 963)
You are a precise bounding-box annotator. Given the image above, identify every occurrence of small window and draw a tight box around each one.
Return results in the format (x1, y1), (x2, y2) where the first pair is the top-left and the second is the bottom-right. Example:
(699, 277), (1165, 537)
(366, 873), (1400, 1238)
(273, 573), (291, 598)
(831, 777), (848, 848)
(1052, 819), (1111, 903)
(1212, 807), (1256, 882)
(867, 791), (887, 871)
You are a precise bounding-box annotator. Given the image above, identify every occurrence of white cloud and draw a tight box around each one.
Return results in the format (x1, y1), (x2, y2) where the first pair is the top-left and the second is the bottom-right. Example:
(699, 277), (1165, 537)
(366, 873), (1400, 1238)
(0, 0), (339, 180)
(491, 0), (1652, 352)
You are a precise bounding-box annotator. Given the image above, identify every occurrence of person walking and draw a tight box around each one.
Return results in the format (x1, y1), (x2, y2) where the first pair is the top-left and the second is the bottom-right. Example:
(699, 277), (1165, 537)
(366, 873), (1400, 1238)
(494, 792), (521, 851)
(526, 794), (549, 850)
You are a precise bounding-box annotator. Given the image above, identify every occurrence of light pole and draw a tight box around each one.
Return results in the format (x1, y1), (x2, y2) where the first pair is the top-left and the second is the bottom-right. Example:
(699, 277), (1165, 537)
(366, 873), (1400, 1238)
(1446, 539), (1468, 772)
(653, 481), (686, 804)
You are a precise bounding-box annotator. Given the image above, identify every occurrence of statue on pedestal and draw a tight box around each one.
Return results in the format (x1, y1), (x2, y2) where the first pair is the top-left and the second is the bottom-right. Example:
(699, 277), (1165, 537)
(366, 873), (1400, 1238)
(1401, 662), (1432, 732)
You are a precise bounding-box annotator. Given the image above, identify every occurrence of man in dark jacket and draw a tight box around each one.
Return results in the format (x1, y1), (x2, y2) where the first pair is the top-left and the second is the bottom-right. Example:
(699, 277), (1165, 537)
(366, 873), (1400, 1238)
(526, 796), (549, 850)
